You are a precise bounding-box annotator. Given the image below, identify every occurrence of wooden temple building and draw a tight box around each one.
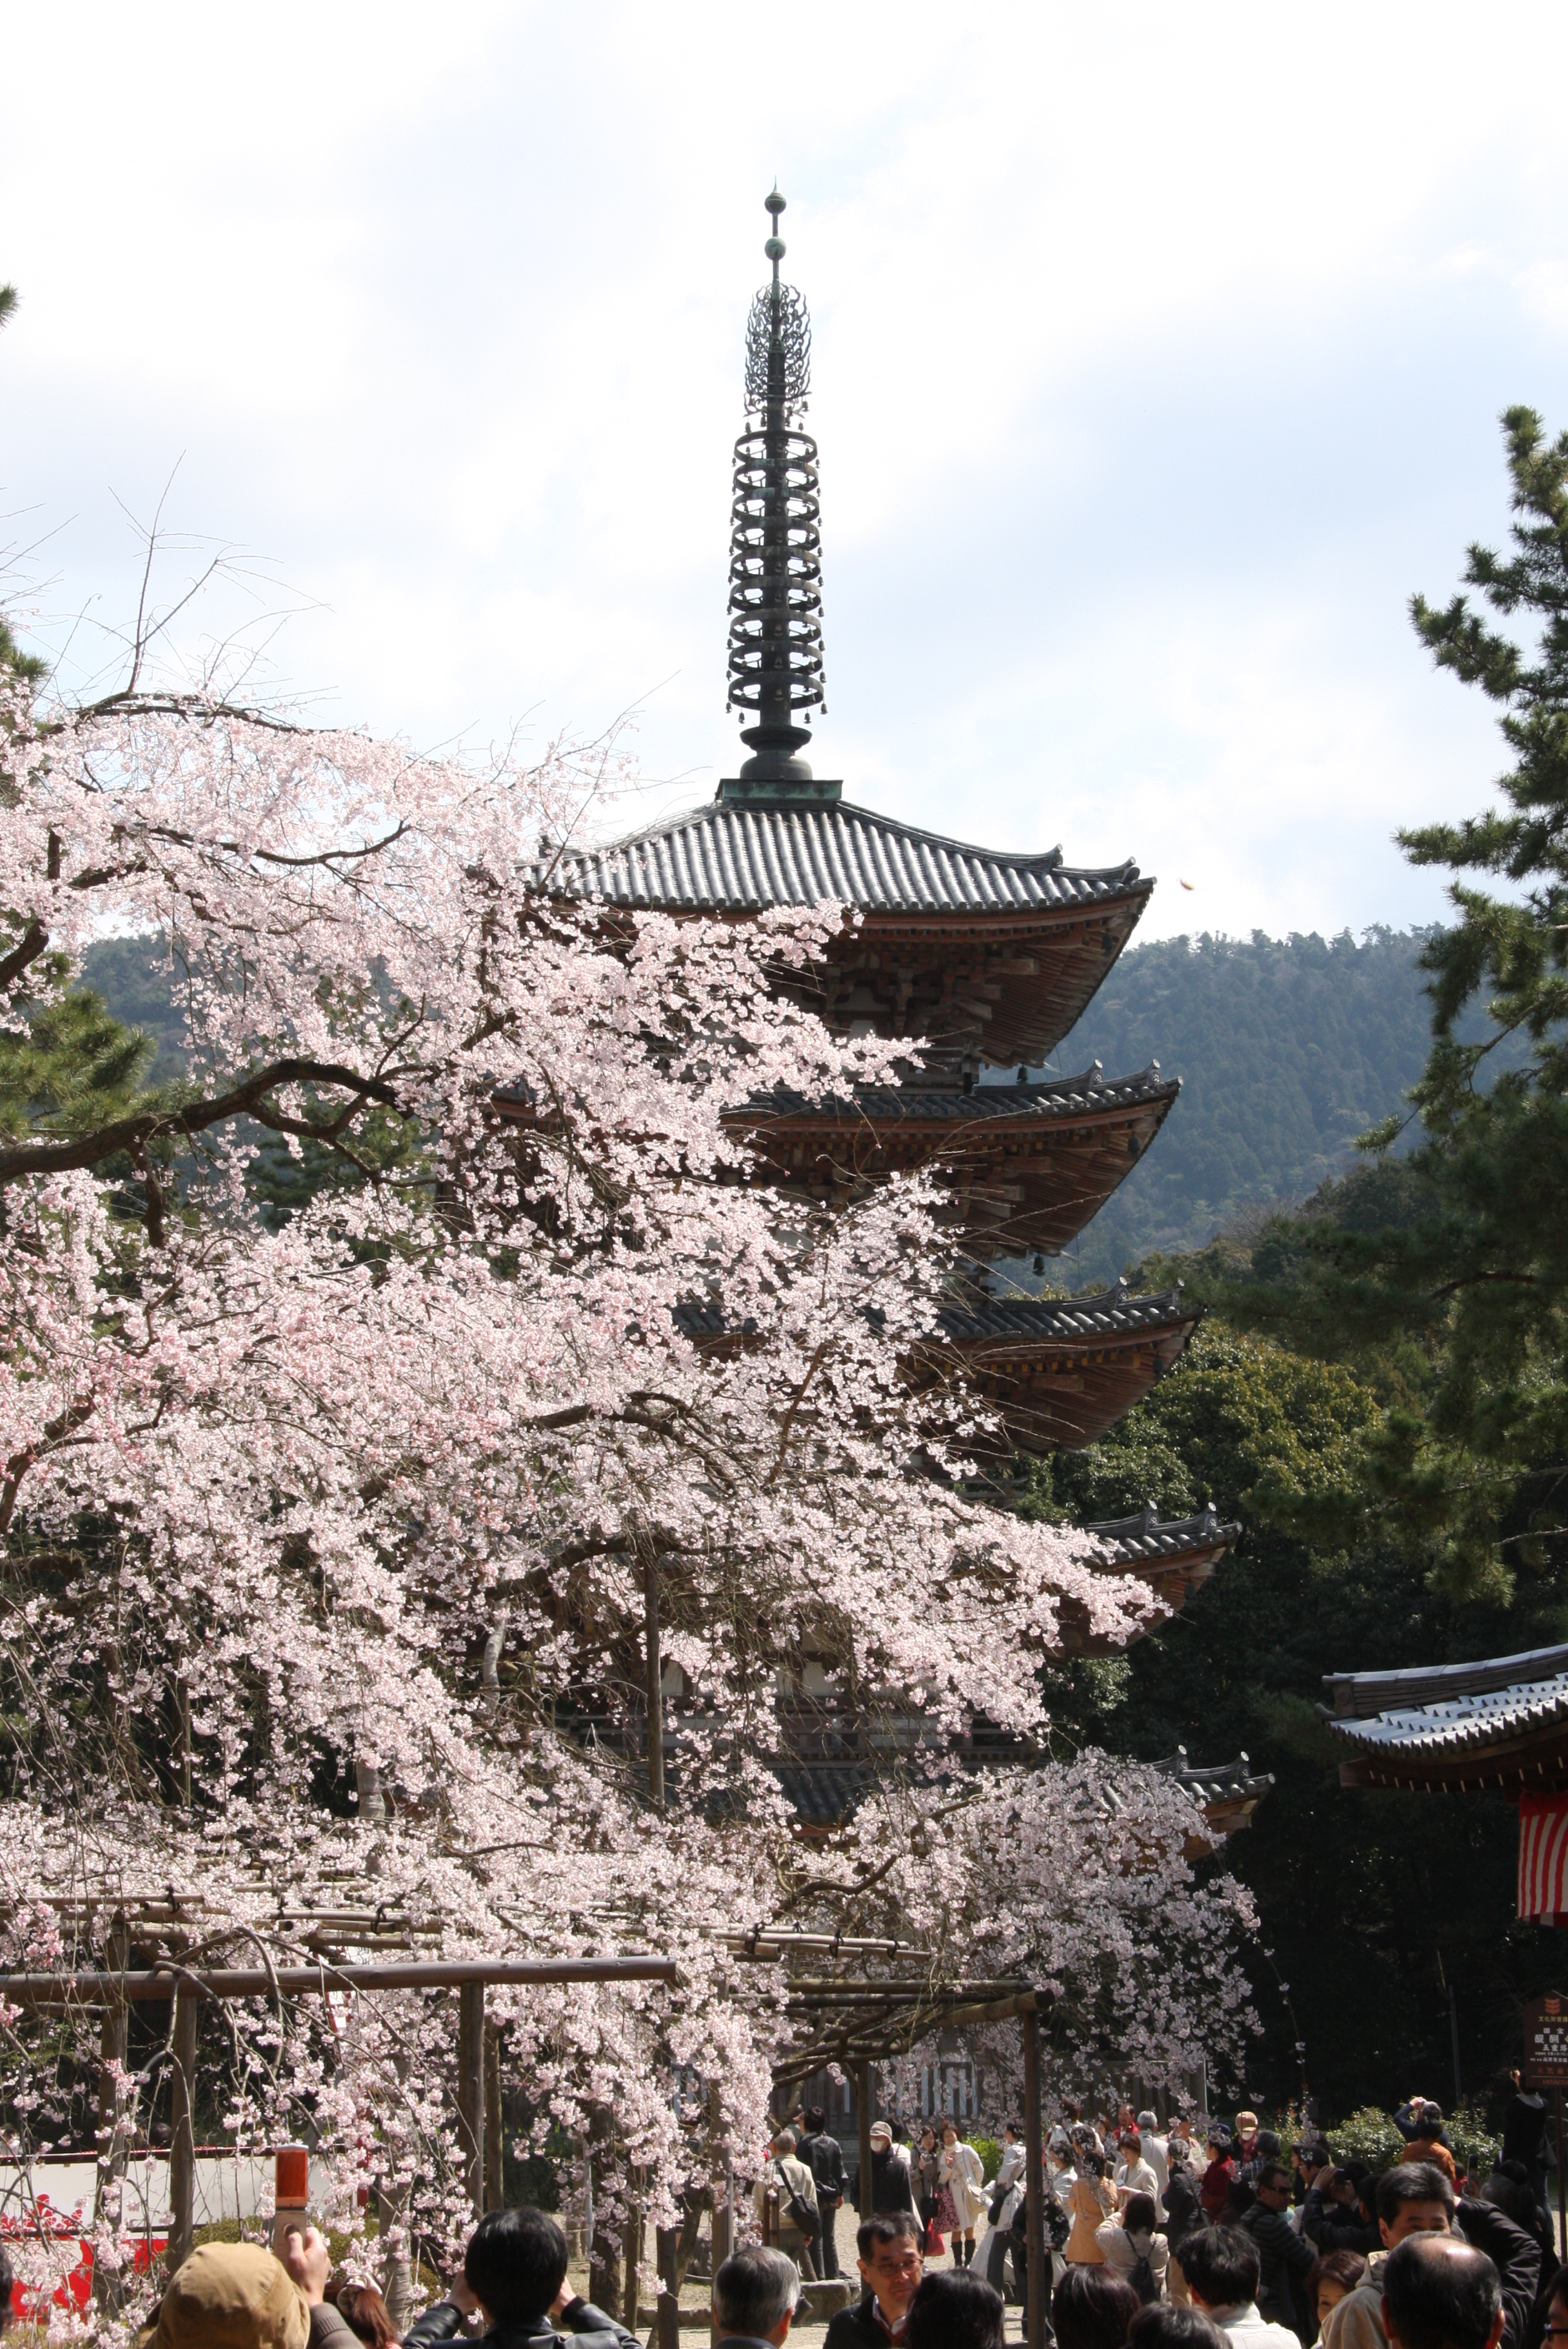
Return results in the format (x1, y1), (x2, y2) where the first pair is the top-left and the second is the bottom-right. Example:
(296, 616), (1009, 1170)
(526, 190), (1251, 1841)
(1320, 1644), (1568, 1919)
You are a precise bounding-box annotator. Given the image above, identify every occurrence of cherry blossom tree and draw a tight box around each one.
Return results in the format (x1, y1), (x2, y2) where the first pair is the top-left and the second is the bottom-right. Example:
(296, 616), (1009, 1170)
(0, 650), (1246, 2336)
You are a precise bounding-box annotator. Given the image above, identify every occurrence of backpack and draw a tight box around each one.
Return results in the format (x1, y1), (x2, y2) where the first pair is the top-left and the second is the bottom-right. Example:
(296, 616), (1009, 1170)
(1128, 2251), (1159, 2305)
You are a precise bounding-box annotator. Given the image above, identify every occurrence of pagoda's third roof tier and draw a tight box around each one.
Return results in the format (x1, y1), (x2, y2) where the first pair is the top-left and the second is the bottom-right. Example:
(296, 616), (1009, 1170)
(729, 1064), (1179, 1257)
(916, 1281), (1203, 1453)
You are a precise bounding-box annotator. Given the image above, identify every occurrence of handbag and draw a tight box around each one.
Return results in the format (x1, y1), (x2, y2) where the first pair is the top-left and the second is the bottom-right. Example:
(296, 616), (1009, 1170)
(923, 2221), (945, 2256)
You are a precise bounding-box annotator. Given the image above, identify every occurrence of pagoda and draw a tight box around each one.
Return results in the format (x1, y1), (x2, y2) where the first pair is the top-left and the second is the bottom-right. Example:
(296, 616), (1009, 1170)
(526, 191), (1230, 1617)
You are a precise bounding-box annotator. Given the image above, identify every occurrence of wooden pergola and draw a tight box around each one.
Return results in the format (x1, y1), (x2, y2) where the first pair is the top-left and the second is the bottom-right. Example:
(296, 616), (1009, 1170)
(2, 1953), (679, 2294)
(731, 1933), (1053, 2349)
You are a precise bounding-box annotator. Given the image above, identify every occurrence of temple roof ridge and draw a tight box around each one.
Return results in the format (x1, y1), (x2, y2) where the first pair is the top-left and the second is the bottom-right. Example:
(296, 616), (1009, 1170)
(535, 792), (1143, 916)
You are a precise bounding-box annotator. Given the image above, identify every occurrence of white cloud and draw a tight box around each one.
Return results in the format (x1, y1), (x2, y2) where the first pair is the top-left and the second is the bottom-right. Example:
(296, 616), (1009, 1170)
(4, 0), (1568, 938)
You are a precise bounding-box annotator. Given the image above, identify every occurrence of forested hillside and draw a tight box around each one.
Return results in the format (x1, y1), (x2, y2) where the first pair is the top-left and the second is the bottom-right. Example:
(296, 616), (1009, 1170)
(1039, 927), (1454, 1285)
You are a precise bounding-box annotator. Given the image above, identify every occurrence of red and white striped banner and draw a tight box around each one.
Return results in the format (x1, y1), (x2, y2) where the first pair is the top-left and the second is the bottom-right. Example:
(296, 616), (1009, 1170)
(1519, 1795), (1568, 1921)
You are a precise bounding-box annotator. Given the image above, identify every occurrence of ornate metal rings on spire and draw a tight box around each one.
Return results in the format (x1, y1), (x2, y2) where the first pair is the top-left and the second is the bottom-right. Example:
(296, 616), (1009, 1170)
(726, 189), (826, 788)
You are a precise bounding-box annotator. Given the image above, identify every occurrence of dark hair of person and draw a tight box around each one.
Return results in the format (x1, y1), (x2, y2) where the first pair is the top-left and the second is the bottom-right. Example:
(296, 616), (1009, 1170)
(327, 2277), (399, 2347)
(857, 2212), (922, 2259)
(1307, 2252), (1369, 2303)
(1078, 2151), (1106, 2182)
(1123, 2193), (1158, 2236)
(906, 2269), (1007, 2349)
(0, 2240), (11, 2334)
(1375, 2165), (1457, 2228)
(1415, 2110), (1445, 2131)
(1179, 2227), (1262, 2310)
(806, 2107), (827, 2134)
(1063, 2098), (1084, 2121)
(1259, 2165), (1293, 2195)
(1319, 2169), (1352, 2200)
(1478, 2169), (1535, 2231)
(463, 2206), (570, 2325)
(1380, 2236), (1500, 2349)
(1123, 2132), (1143, 2155)
(1053, 2262), (1143, 2349)
(715, 2247), (800, 2338)
(1128, 2308), (1226, 2349)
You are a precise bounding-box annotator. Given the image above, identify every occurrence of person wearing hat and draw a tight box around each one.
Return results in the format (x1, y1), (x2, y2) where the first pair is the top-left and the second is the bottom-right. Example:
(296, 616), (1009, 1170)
(1201, 2131), (1239, 2224)
(138, 2232), (361, 2349)
(852, 2123), (920, 2224)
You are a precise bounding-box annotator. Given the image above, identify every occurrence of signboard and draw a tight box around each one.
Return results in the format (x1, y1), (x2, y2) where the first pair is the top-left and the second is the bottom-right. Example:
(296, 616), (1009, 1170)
(1523, 1990), (1568, 2087)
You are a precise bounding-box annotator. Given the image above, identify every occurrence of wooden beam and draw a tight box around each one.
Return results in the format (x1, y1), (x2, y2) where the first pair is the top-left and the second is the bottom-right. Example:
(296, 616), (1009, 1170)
(167, 1984), (199, 2273)
(1023, 2000), (1046, 2349)
(0, 1954), (679, 2004)
(456, 1979), (486, 2218)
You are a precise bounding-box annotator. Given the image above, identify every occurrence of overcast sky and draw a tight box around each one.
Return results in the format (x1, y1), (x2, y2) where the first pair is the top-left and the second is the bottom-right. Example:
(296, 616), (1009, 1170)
(5, 3), (1568, 941)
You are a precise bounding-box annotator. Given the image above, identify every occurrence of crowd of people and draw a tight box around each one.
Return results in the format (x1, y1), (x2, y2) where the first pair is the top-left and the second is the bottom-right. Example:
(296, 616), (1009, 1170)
(0, 2081), (1558, 2347)
(769, 2080), (1563, 2349)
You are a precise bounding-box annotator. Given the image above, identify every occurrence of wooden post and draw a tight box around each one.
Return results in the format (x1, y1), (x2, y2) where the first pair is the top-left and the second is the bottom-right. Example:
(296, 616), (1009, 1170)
(857, 2060), (873, 2224)
(656, 2223), (681, 2349)
(93, 1918), (132, 2311)
(457, 1979), (486, 2220)
(484, 2020), (504, 2212)
(167, 1985), (199, 2272)
(588, 2109), (622, 2321)
(710, 2081), (732, 2345)
(644, 1557), (665, 1809)
(1023, 2002), (1046, 2349)
(1558, 2087), (1566, 2262)
(624, 2167), (646, 2331)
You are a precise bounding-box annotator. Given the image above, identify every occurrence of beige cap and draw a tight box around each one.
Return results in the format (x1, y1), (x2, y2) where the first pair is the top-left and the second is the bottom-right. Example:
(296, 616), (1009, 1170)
(148, 2243), (309, 2349)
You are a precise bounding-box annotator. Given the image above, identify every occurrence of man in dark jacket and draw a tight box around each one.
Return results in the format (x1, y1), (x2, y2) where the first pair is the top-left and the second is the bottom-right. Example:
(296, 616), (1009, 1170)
(824, 2215), (923, 2349)
(801, 2107), (848, 2280)
(1240, 2162), (1316, 2337)
(1500, 2071), (1551, 2216)
(404, 2207), (637, 2349)
(849, 2124), (918, 2222)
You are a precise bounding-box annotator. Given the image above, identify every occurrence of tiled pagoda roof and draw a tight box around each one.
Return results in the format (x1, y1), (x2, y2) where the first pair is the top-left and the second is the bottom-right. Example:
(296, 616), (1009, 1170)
(1319, 1643), (1568, 1789)
(751, 1063), (1176, 1124)
(936, 1280), (1194, 1346)
(1085, 1498), (1239, 1567)
(536, 797), (1146, 918)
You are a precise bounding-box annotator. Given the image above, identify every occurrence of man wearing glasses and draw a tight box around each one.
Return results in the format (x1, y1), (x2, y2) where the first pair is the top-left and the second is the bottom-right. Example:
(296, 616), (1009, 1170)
(824, 2215), (923, 2348)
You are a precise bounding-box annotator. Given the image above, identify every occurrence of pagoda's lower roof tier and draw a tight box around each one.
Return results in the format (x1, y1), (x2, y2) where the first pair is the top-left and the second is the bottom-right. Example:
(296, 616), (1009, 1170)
(919, 1281), (1203, 1453)
(729, 1064), (1179, 1256)
(1049, 1500), (1239, 1656)
(535, 796), (1153, 1065)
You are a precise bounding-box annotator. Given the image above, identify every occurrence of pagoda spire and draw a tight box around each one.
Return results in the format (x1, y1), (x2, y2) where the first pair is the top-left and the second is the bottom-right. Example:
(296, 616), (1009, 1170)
(721, 189), (834, 803)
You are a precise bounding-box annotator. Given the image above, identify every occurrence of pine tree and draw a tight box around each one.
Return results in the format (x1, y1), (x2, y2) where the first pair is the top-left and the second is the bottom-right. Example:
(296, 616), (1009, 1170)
(1229, 409), (1568, 1597)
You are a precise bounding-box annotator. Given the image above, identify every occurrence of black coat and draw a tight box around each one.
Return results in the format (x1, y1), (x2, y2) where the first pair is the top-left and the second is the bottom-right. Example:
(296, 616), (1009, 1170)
(1239, 2202), (1314, 2331)
(849, 2148), (917, 2220)
(1503, 2093), (1550, 2175)
(1163, 2167), (1204, 2250)
(1458, 2196), (1544, 2349)
(802, 2129), (849, 2202)
(825, 2296), (897, 2349)
(405, 2295), (638, 2349)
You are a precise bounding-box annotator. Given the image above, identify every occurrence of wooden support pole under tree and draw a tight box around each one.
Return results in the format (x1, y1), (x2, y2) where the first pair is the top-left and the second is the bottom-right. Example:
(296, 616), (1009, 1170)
(644, 1556), (665, 1808)
(1023, 1999), (1046, 2349)
(710, 2081), (732, 2346)
(485, 2019), (504, 2212)
(168, 1984), (199, 2272)
(656, 2223), (681, 2349)
(457, 1979), (486, 2220)
(624, 2167), (645, 2332)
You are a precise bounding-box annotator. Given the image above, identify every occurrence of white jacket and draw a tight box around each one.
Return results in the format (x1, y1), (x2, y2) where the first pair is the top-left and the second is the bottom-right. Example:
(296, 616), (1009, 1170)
(1096, 2221), (1169, 2293)
(940, 2140), (988, 2229)
(1213, 2302), (1305, 2349)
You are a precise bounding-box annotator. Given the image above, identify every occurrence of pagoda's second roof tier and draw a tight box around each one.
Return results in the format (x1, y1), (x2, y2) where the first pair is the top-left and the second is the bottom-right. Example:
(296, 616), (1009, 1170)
(918, 1281), (1202, 1453)
(730, 1064), (1179, 1257)
(542, 796), (1146, 916)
